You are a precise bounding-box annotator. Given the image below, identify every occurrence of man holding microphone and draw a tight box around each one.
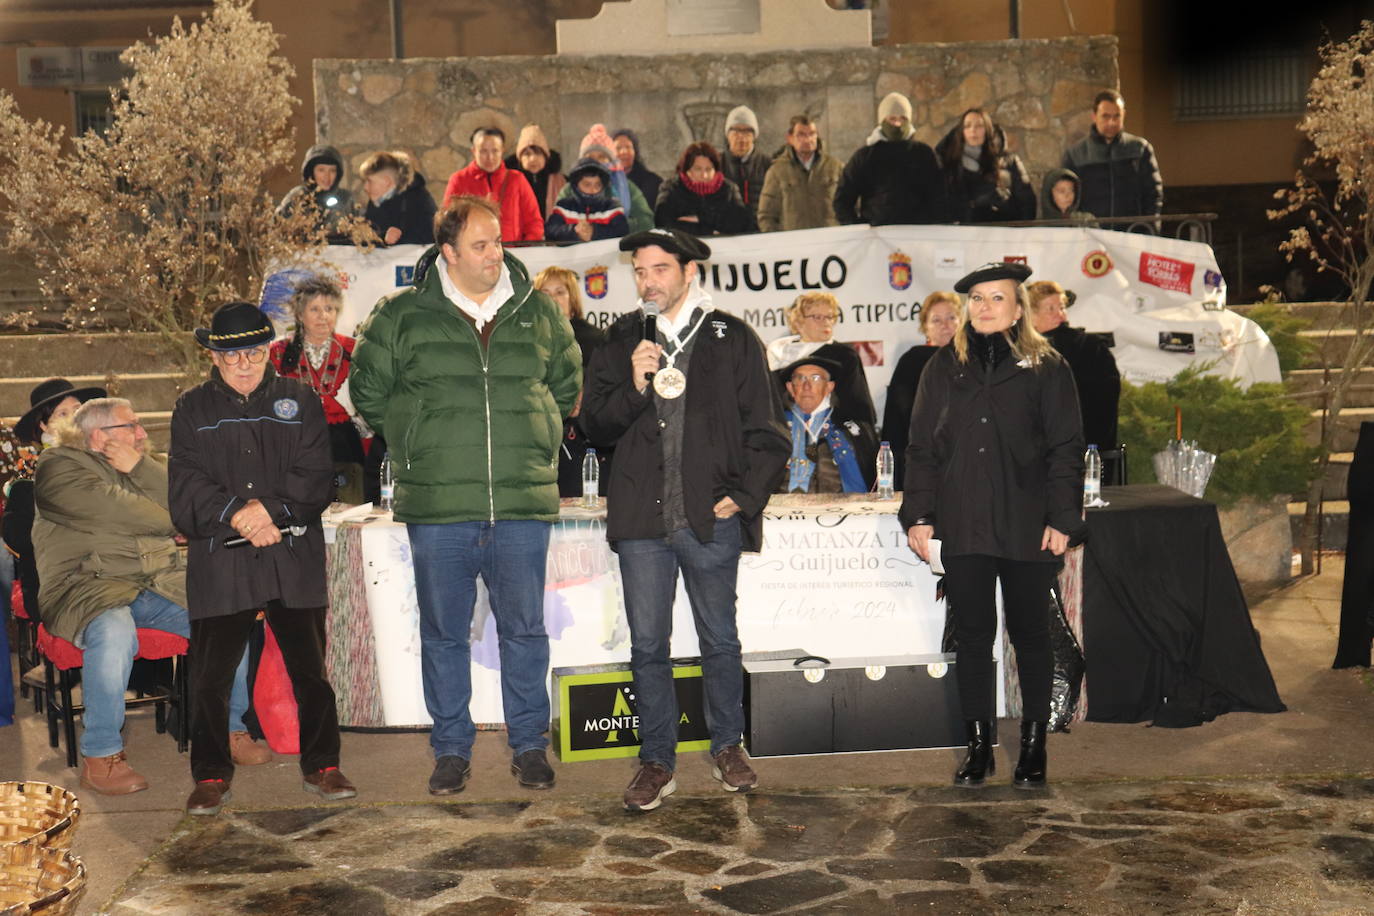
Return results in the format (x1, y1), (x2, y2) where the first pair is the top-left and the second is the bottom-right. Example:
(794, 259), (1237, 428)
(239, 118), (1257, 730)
(582, 228), (789, 811)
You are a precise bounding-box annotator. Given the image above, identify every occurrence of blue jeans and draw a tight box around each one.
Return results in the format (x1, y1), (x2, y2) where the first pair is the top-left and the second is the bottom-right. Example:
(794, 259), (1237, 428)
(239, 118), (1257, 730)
(75, 590), (250, 759)
(408, 520), (552, 759)
(617, 517), (745, 770)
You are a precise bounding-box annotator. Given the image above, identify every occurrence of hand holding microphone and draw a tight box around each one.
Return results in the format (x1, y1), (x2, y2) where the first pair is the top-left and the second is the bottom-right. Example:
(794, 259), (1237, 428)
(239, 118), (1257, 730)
(631, 300), (662, 394)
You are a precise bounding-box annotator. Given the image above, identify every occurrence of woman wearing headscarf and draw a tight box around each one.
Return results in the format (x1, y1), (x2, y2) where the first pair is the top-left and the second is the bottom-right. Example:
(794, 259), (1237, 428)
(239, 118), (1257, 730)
(900, 262), (1084, 789)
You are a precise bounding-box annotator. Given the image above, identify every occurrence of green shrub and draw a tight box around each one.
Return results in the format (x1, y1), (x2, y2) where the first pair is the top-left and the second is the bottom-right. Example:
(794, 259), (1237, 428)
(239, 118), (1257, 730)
(1118, 367), (1320, 507)
(1241, 302), (1315, 376)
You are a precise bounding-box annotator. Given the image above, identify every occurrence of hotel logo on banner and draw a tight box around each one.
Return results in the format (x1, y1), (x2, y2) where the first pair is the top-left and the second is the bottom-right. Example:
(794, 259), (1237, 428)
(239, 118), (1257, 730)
(1081, 250), (1113, 278)
(1139, 252), (1195, 294)
(888, 251), (913, 290)
(583, 265), (609, 299)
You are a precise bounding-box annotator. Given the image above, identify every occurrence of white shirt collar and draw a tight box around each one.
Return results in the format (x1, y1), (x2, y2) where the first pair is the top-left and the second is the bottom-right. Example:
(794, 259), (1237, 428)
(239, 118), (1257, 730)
(437, 259), (514, 331)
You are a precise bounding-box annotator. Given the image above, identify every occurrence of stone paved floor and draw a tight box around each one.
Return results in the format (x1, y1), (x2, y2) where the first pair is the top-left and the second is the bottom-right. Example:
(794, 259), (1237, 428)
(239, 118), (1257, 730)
(107, 777), (1374, 915)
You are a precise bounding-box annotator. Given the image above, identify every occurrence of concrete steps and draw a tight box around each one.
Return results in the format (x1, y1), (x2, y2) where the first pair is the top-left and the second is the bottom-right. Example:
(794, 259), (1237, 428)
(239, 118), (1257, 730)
(0, 332), (195, 379)
(0, 286), (128, 331)
(0, 334), (195, 454)
(1289, 500), (1349, 551)
(1306, 406), (1374, 453)
(1299, 328), (1372, 367)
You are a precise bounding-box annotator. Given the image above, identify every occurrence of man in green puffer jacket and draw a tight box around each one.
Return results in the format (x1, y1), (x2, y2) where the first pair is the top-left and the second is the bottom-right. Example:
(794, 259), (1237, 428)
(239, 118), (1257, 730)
(351, 196), (581, 797)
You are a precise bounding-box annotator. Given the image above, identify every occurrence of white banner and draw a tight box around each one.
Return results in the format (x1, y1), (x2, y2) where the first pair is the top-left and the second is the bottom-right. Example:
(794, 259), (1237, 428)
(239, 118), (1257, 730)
(345, 507), (949, 727)
(301, 225), (1279, 426)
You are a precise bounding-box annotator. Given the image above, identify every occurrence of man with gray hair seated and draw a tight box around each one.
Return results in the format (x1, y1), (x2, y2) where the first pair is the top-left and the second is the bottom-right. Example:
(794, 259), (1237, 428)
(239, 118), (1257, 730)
(32, 397), (263, 796)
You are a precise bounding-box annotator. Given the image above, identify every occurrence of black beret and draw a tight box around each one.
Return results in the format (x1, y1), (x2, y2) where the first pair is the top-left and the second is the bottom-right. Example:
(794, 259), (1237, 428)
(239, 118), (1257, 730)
(953, 261), (1033, 293)
(619, 227), (711, 262)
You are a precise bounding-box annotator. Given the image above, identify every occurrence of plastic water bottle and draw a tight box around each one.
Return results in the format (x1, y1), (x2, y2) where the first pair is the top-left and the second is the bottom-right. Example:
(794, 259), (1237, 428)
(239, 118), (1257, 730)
(582, 448), (600, 509)
(876, 441), (895, 500)
(379, 451), (395, 511)
(1083, 444), (1102, 507)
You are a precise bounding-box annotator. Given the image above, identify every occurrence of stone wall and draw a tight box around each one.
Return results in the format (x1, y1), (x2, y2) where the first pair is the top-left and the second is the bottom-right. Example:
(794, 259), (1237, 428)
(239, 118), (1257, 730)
(314, 36), (1117, 199)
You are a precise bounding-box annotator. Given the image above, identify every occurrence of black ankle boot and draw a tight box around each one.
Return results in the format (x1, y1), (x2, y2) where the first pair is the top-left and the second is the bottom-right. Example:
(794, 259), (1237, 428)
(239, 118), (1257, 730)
(953, 720), (995, 786)
(1013, 720), (1048, 787)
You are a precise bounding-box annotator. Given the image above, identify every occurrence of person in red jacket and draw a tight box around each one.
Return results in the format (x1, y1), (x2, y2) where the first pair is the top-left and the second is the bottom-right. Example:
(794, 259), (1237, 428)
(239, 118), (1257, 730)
(443, 127), (544, 243)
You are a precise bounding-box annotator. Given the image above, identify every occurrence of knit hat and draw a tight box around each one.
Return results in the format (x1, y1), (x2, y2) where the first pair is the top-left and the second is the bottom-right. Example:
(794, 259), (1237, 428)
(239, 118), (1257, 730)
(579, 123), (618, 162)
(516, 123), (551, 157)
(877, 92), (913, 123)
(725, 105), (759, 135)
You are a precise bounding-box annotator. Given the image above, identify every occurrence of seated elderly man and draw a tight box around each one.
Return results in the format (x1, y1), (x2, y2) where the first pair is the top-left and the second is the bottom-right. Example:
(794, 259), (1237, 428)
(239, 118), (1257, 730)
(32, 397), (264, 795)
(777, 356), (878, 494)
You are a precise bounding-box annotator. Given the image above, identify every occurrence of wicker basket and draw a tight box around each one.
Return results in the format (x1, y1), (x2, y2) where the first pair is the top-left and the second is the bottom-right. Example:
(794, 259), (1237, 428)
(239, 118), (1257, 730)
(0, 844), (85, 916)
(0, 785), (80, 851)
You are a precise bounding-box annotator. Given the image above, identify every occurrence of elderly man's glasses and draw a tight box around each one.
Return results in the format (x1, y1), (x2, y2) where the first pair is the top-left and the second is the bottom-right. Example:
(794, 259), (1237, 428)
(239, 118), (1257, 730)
(803, 313), (838, 323)
(219, 347), (268, 366)
(790, 373), (830, 384)
(100, 421), (144, 432)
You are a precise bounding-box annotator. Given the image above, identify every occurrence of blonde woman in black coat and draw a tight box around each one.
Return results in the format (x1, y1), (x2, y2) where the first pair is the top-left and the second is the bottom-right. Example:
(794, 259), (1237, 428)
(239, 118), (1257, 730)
(899, 262), (1085, 788)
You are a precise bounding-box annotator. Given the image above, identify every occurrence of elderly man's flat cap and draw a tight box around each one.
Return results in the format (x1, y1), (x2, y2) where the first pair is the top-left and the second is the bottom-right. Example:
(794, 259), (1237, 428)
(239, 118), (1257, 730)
(619, 228), (711, 262)
(953, 261), (1033, 293)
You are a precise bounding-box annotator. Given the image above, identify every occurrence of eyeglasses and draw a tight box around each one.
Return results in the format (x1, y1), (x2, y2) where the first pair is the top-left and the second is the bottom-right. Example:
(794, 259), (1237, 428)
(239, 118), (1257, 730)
(100, 421), (144, 432)
(802, 313), (838, 323)
(790, 373), (830, 384)
(218, 347), (268, 365)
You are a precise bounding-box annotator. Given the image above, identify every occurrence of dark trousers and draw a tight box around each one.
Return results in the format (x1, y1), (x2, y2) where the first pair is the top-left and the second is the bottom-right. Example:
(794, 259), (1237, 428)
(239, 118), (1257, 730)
(190, 602), (340, 781)
(944, 554), (1058, 721)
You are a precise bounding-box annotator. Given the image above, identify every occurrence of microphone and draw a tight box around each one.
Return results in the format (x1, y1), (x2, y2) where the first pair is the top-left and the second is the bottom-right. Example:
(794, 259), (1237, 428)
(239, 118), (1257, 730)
(642, 301), (660, 384)
(225, 524), (307, 549)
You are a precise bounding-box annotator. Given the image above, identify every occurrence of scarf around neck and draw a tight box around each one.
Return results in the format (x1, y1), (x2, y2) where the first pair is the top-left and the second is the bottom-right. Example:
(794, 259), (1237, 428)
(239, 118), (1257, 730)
(681, 170), (725, 197)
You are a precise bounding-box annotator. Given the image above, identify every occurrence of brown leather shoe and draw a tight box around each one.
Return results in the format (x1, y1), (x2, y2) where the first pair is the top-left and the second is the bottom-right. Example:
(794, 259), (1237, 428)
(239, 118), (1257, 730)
(229, 731), (273, 766)
(303, 767), (357, 801)
(623, 762), (676, 812)
(80, 751), (149, 796)
(711, 745), (758, 792)
(186, 779), (232, 816)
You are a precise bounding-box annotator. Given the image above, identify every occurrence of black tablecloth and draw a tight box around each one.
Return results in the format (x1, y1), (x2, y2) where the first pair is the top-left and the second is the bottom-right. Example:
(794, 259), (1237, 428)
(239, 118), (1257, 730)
(1081, 484), (1287, 727)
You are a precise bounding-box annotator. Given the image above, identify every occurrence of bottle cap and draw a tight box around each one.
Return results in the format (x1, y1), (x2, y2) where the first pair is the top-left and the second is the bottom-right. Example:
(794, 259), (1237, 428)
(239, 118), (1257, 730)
(1087, 443), (1098, 449)
(880, 440), (890, 447)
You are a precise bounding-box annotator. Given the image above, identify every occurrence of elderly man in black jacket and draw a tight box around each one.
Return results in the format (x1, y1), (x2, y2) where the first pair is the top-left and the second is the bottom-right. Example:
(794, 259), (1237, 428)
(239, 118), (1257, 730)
(170, 302), (356, 816)
(582, 228), (789, 812)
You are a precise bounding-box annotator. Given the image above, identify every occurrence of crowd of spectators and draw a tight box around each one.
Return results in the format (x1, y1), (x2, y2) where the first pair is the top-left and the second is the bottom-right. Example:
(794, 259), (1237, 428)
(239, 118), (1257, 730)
(264, 87), (1138, 494)
(280, 88), (1162, 248)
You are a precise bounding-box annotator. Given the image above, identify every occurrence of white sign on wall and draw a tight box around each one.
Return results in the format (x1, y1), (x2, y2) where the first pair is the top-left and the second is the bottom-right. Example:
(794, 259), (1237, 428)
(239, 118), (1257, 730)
(17, 46), (126, 88)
